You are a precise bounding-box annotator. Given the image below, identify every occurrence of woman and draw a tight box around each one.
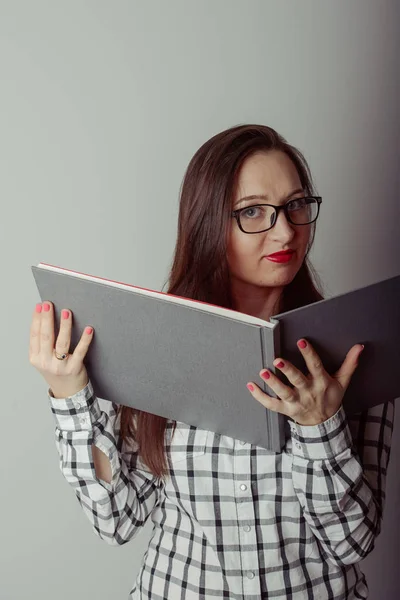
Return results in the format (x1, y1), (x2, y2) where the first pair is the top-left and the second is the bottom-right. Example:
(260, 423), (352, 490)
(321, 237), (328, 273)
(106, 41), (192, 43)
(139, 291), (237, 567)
(29, 124), (395, 599)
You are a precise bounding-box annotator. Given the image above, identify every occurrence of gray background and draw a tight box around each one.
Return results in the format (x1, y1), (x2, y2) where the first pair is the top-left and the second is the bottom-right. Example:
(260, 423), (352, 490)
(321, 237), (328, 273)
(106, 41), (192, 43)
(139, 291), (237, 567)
(1, 1), (399, 598)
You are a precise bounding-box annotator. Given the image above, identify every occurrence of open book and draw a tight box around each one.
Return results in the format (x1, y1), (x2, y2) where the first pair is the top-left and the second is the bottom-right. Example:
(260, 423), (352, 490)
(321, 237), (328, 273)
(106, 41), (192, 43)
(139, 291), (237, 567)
(32, 263), (400, 450)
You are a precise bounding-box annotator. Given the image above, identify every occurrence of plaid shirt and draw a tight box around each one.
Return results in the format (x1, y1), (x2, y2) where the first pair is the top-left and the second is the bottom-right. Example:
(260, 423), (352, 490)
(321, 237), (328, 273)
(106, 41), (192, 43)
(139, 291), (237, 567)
(48, 379), (395, 600)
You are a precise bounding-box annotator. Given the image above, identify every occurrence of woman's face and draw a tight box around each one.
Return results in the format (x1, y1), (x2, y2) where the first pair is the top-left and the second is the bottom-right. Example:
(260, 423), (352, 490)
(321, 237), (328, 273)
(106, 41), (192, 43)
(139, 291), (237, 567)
(227, 150), (311, 292)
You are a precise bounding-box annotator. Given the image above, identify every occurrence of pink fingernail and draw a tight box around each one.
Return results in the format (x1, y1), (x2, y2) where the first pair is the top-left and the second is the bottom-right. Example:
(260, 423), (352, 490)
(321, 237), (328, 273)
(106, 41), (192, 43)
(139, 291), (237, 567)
(247, 383), (254, 392)
(261, 370), (270, 379)
(35, 303), (42, 313)
(299, 340), (307, 348)
(85, 327), (93, 335)
(43, 303), (50, 312)
(62, 310), (69, 320)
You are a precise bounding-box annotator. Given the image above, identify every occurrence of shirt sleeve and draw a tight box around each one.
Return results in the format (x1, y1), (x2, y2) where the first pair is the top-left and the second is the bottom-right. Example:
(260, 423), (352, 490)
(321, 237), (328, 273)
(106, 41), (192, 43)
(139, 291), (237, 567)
(48, 378), (163, 546)
(288, 398), (396, 566)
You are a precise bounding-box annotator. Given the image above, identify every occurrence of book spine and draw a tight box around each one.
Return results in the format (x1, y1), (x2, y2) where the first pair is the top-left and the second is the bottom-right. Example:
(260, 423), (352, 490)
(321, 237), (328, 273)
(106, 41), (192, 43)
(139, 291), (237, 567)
(260, 321), (286, 452)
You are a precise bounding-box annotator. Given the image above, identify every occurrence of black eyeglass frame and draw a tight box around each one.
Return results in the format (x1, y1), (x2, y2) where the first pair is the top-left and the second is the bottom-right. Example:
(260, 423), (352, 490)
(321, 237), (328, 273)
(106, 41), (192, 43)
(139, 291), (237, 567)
(231, 196), (322, 234)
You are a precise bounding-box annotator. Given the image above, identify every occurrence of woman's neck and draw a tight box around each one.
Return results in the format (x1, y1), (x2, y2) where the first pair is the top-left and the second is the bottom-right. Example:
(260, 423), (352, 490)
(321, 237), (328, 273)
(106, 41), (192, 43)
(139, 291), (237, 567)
(231, 280), (283, 322)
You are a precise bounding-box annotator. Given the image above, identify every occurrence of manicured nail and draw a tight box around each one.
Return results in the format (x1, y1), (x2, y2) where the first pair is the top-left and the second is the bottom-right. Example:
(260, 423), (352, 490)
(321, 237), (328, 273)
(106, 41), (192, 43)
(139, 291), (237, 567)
(43, 302), (50, 312)
(298, 340), (307, 348)
(275, 361), (284, 368)
(62, 310), (69, 320)
(247, 383), (254, 392)
(85, 327), (93, 335)
(35, 303), (42, 313)
(261, 370), (270, 379)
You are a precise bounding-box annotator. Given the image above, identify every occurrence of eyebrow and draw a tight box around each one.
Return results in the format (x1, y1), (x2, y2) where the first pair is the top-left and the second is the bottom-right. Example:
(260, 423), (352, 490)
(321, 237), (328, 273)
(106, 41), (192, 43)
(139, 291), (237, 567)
(234, 187), (305, 208)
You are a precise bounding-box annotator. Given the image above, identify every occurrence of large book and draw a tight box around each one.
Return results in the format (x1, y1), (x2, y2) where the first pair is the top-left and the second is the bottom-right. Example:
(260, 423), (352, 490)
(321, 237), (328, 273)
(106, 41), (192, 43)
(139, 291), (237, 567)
(32, 263), (400, 451)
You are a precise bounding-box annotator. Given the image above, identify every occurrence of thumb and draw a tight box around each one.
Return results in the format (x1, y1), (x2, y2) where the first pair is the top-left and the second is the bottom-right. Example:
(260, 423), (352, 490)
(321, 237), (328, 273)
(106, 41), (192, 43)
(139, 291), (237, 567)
(334, 344), (364, 392)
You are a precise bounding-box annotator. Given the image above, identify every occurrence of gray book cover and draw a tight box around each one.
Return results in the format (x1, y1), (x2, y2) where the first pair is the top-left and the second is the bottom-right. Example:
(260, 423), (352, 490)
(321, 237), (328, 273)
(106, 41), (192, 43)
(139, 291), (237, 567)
(32, 265), (400, 450)
(32, 264), (285, 450)
(271, 273), (400, 416)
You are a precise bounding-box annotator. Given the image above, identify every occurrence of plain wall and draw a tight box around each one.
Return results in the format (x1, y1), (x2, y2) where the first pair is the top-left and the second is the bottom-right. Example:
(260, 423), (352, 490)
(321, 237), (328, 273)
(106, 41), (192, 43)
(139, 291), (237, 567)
(1, 1), (399, 598)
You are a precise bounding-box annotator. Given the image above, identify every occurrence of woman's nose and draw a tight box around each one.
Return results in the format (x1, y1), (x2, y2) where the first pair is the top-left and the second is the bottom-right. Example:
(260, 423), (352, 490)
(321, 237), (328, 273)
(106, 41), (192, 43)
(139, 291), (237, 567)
(271, 208), (295, 233)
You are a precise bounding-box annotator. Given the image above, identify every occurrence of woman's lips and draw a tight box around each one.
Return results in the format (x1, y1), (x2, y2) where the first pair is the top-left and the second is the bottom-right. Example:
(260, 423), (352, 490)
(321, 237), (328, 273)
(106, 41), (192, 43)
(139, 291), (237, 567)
(265, 251), (294, 263)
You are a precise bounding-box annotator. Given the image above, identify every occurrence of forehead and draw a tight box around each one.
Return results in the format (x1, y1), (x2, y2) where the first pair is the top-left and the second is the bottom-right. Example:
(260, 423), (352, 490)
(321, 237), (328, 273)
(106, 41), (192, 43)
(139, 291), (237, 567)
(234, 150), (301, 196)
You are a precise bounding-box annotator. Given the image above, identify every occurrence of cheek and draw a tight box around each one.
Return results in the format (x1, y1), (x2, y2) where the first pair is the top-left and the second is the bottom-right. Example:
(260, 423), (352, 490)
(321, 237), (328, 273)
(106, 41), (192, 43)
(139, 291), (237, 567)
(227, 232), (264, 275)
(299, 226), (312, 248)
(292, 221), (310, 241)
(227, 229), (262, 266)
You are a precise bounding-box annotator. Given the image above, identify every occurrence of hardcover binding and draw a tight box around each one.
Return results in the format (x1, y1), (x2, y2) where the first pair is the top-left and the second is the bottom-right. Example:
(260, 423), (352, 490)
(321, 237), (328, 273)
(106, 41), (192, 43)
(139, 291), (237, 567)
(261, 320), (286, 452)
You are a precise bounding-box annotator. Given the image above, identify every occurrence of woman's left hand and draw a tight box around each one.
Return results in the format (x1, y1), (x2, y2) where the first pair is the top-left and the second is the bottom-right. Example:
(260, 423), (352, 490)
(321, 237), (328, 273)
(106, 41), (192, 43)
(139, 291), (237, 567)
(247, 338), (365, 426)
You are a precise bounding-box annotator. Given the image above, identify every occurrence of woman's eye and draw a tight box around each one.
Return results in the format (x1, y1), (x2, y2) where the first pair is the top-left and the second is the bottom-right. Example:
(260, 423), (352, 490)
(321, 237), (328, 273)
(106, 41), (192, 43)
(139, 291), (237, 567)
(244, 206), (261, 218)
(288, 198), (306, 210)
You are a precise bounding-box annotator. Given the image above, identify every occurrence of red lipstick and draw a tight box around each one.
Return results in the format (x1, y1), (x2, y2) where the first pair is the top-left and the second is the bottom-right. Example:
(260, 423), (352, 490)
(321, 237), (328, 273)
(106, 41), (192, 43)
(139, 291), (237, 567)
(265, 250), (295, 263)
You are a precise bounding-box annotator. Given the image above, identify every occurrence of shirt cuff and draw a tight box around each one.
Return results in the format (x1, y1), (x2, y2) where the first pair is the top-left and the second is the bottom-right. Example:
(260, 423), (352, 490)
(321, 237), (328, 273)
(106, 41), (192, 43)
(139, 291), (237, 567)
(288, 404), (353, 460)
(48, 379), (102, 431)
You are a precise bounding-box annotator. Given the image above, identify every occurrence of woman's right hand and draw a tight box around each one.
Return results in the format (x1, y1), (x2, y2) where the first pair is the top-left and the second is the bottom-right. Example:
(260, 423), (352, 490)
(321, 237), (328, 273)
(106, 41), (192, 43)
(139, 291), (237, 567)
(29, 301), (94, 399)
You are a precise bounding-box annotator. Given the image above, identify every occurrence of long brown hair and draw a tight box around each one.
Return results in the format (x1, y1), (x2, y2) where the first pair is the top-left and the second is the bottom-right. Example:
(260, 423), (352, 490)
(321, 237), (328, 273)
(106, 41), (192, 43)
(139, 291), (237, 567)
(119, 124), (325, 480)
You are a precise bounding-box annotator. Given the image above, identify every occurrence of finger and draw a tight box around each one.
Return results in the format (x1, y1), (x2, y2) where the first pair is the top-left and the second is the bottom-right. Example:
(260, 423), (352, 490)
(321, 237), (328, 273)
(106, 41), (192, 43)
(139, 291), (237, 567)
(258, 368), (297, 403)
(296, 338), (330, 381)
(334, 344), (364, 392)
(40, 301), (56, 359)
(69, 325), (94, 366)
(246, 381), (284, 413)
(270, 358), (308, 391)
(29, 303), (44, 360)
(54, 308), (73, 358)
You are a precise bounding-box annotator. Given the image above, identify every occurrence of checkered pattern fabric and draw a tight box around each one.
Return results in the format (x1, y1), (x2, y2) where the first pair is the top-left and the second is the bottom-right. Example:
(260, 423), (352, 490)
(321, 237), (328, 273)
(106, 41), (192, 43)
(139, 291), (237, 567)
(48, 379), (395, 599)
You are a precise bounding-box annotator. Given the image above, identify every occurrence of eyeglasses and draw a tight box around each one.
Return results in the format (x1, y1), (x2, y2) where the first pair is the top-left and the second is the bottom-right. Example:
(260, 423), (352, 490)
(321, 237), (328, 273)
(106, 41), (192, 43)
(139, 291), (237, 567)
(231, 196), (322, 234)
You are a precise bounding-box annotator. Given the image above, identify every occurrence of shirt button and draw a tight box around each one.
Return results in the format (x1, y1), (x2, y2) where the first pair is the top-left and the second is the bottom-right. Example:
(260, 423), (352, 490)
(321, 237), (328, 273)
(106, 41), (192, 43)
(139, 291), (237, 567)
(243, 525), (251, 532)
(240, 484), (247, 491)
(79, 416), (88, 425)
(295, 442), (301, 449)
(240, 440), (246, 446)
(247, 571), (255, 579)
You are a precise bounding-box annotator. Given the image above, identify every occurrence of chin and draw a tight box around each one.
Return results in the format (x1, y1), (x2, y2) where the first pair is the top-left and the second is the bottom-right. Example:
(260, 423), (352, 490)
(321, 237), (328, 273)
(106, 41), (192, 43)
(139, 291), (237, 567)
(232, 260), (302, 289)
(260, 266), (299, 287)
